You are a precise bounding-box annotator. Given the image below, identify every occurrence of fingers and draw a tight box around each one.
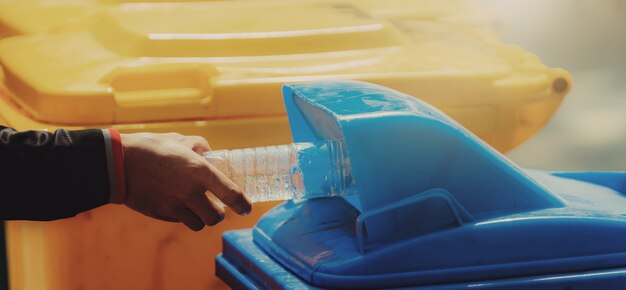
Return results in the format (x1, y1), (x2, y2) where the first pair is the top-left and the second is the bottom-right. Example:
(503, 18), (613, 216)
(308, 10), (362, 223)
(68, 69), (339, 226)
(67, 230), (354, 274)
(175, 207), (205, 231)
(185, 135), (211, 155)
(187, 189), (225, 226)
(200, 161), (252, 216)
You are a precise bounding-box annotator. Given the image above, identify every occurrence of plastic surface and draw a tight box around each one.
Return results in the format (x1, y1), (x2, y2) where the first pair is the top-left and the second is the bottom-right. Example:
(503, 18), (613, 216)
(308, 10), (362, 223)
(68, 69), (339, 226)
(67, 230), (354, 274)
(219, 229), (626, 290)
(281, 81), (560, 218)
(0, 0), (222, 38)
(204, 140), (349, 202)
(0, 0), (503, 37)
(217, 81), (626, 289)
(0, 0), (571, 151)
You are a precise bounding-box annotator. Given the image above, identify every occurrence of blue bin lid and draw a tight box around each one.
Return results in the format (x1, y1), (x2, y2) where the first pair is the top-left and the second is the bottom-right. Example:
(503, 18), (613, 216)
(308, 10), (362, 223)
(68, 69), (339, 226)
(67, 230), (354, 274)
(244, 81), (626, 289)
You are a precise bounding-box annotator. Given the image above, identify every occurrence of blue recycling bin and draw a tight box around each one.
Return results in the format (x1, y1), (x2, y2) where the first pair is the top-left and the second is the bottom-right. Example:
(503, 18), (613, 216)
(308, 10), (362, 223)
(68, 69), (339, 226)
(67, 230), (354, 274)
(216, 81), (626, 289)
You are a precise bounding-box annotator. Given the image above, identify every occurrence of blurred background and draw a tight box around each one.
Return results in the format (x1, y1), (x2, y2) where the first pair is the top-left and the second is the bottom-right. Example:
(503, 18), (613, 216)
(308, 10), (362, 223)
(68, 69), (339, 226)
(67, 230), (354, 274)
(482, 0), (626, 171)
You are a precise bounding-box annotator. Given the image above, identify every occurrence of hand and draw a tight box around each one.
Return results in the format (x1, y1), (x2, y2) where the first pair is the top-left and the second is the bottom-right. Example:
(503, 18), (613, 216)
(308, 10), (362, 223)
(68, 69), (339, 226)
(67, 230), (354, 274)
(120, 132), (252, 231)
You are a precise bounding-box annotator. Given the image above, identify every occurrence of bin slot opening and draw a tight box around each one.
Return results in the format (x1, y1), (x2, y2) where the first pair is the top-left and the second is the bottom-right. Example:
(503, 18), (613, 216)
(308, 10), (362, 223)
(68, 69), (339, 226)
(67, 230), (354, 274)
(355, 188), (473, 253)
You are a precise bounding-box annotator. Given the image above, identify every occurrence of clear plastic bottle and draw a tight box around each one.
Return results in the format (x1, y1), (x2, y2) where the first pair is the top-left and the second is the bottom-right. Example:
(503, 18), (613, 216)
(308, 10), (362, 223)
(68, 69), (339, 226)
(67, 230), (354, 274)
(203, 140), (351, 202)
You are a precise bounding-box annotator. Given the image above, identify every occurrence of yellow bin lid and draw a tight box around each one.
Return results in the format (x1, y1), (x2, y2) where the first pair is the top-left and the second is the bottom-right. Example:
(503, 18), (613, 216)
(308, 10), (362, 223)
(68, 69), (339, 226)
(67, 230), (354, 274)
(0, 0), (572, 151)
(0, 0), (496, 37)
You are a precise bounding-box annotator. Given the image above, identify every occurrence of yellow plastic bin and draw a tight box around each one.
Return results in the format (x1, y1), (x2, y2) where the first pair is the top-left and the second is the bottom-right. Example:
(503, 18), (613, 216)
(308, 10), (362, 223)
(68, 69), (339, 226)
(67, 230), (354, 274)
(0, 0), (497, 38)
(0, 0), (228, 38)
(0, 1), (572, 289)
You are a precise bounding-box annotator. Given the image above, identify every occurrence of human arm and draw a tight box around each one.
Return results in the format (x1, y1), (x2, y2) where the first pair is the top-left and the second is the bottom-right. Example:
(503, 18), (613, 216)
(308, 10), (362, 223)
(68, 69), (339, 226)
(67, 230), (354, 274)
(0, 126), (251, 230)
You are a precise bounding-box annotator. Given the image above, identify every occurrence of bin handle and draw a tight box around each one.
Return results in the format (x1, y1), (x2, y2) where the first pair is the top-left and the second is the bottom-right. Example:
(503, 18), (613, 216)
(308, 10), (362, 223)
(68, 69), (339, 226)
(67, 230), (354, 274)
(101, 63), (217, 122)
(103, 63), (216, 105)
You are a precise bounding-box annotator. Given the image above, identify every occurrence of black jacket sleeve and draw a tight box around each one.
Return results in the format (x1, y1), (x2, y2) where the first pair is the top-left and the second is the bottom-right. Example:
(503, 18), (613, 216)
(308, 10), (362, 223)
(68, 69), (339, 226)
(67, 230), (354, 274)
(0, 125), (111, 220)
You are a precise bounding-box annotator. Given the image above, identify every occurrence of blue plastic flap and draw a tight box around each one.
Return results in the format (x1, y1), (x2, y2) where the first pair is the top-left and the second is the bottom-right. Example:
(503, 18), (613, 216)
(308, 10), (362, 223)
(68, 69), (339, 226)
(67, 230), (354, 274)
(282, 81), (563, 247)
